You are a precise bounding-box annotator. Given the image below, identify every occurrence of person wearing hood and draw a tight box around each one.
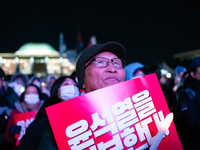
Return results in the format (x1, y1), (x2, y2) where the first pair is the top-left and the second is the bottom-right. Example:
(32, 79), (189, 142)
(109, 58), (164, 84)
(4, 84), (44, 150)
(1, 73), (29, 110)
(8, 72), (28, 97)
(124, 62), (150, 81)
(28, 76), (42, 90)
(28, 75), (49, 102)
(42, 74), (58, 97)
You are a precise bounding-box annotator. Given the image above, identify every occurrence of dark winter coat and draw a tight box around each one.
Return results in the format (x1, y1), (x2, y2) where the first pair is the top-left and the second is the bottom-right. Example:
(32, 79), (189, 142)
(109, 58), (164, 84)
(176, 76), (200, 150)
(18, 100), (50, 150)
(37, 125), (58, 150)
(0, 87), (19, 109)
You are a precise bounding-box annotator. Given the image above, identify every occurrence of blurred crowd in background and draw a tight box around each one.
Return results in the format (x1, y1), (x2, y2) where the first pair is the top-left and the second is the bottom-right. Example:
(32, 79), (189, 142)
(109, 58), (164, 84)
(0, 51), (200, 149)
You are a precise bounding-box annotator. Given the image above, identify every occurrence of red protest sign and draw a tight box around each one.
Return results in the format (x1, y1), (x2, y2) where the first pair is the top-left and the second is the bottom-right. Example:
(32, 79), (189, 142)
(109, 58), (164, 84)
(46, 73), (183, 150)
(14, 111), (38, 146)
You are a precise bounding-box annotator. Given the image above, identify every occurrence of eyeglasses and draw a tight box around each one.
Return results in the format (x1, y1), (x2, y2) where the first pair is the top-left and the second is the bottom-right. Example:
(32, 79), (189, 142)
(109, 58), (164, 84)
(85, 57), (126, 68)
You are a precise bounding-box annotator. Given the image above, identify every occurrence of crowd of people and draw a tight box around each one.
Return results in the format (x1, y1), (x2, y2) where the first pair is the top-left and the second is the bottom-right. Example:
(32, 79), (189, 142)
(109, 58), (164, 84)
(0, 41), (199, 149)
(0, 71), (78, 149)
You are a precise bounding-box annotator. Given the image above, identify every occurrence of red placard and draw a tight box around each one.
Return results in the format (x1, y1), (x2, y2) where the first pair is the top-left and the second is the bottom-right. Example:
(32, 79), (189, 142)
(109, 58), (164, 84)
(46, 73), (183, 150)
(14, 111), (38, 146)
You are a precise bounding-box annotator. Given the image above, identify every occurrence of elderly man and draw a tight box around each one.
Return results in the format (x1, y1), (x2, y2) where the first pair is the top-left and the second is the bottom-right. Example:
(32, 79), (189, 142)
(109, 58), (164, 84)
(37, 41), (127, 150)
(76, 41), (127, 93)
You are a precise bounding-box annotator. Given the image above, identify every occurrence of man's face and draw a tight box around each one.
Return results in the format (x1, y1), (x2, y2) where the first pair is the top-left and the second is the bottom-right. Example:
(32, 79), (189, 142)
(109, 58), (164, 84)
(132, 70), (146, 79)
(191, 66), (200, 81)
(84, 51), (125, 93)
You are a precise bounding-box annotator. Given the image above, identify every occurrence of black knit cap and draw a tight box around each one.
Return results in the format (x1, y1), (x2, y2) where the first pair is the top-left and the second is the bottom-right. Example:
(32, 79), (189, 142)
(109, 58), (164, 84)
(76, 41), (127, 89)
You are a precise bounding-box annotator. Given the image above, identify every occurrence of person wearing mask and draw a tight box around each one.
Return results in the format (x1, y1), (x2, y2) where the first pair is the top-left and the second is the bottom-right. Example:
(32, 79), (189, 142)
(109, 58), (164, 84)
(37, 41), (127, 149)
(176, 56), (200, 150)
(28, 75), (49, 102)
(8, 73), (28, 97)
(19, 76), (80, 150)
(2, 73), (29, 110)
(4, 84), (44, 150)
(124, 62), (150, 81)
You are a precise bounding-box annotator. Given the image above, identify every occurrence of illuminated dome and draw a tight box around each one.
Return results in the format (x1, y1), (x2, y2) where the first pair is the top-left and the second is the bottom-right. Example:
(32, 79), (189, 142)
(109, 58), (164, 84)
(15, 43), (59, 57)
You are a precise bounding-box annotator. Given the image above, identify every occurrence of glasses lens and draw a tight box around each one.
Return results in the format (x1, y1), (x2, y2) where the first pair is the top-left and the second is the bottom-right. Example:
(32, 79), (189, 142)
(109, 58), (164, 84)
(95, 58), (108, 67)
(113, 58), (124, 68)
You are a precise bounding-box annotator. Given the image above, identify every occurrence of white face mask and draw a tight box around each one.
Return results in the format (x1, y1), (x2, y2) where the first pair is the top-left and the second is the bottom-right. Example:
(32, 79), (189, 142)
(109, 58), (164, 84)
(13, 82), (24, 96)
(24, 94), (40, 105)
(60, 85), (80, 101)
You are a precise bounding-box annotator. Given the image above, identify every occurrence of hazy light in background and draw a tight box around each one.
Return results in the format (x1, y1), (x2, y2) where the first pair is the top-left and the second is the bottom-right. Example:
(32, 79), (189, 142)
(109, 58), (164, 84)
(15, 57), (19, 64)
(59, 57), (63, 63)
(0, 57), (2, 67)
(41, 82), (46, 87)
(45, 56), (49, 64)
(166, 73), (171, 78)
(30, 57), (34, 64)
(69, 65), (75, 70)
(20, 87), (25, 94)
(160, 69), (168, 75)
(37, 73), (42, 77)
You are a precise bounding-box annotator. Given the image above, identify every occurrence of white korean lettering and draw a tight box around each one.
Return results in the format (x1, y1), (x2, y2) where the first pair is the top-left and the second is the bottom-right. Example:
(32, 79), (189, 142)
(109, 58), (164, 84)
(90, 112), (106, 131)
(111, 97), (133, 116)
(17, 120), (25, 140)
(89, 145), (97, 150)
(116, 109), (139, 131)
(102, 107), (115, 123)
(25, 118), (35, 128)
(135, 116), (153, 144)
(132, 90), (156, 120)
(120, 127), (135, 138)
(134, 96), (152, 108)
(132, 90), (149, 103)
(93, 122), (118, 138)
(17, 118), (35, 140)
(66, 120), (88, 138)
(91, 107), (114, 131)
(123, 133), (138, 147)
(68, 130), (94, 150)
(136, 101), (156, 120)
(97, 134), (124, 150)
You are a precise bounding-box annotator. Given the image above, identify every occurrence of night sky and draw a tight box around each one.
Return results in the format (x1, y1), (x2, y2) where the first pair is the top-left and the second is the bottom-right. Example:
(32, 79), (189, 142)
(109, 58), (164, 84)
(1, 0), (200, 70)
